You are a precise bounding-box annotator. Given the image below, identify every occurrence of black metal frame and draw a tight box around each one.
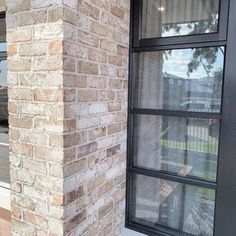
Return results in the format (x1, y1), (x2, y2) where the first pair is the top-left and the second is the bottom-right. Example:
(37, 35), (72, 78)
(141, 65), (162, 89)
(125, 0), (236, 235)
(132, 0), (229, 48)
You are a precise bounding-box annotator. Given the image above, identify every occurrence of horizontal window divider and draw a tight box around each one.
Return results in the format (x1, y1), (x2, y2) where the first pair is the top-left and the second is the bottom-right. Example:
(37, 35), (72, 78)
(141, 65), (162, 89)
(127, 219), (196, 236)
(131, 108), (222, 119)
(128, 167), (217, 190)
(0, 53), (7, 59)
(0, 13), (5, 19)
(137, 33), (226, 49)
(131, 40), (226, 52)
(126, 221), (175, 236)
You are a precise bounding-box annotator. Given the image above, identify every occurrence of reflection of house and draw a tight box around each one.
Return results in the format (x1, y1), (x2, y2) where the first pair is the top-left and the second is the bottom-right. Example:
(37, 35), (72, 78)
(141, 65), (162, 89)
(163, 73), (221, 112)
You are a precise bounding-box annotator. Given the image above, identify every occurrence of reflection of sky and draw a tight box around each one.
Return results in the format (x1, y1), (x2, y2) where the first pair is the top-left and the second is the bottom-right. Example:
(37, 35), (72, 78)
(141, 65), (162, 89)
(163, 47), (224, 79)
(0, 59), (7, 87)
(0, 42), (6, 52)
(162, 21), (217, 37)
(162, 23), (196, 37)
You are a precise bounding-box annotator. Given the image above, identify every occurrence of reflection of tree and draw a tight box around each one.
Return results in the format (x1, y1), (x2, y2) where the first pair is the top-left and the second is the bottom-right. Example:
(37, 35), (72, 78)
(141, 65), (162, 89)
(187, 47), (221, 77)
(162, 0), (218, 36)
(162, 0), (222, 80)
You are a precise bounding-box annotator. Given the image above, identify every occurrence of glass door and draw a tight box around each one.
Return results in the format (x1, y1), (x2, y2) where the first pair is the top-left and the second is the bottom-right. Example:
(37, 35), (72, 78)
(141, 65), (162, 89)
(126, 1), (236, 235)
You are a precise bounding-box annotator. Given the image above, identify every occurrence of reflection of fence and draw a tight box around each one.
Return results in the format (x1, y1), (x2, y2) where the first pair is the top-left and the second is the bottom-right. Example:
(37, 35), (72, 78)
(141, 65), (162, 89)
(161, 119), (219, 156)
(161, 139), (218, 155)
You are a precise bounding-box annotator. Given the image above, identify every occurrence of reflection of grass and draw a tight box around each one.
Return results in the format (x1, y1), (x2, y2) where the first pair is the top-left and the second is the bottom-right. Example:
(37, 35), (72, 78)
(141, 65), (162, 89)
(193, 170), (216, 182)
(161, 139), (218, 155)
(197, 188), (215, 200)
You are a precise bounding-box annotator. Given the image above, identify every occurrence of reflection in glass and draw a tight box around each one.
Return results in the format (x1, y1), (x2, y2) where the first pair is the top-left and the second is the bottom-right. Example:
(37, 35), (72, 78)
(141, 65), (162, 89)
(133, 115), (219, 182)
(0, 18), (6, 42)
(0, 17), (6, 51)
(133, 174), (215, 236)
(0, 58), (9, 188)
(142, 0), (220, 38)
(135, 47), (224, 112)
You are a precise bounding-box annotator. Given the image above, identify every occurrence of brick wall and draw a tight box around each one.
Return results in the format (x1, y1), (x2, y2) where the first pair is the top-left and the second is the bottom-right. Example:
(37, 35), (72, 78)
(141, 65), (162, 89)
(6, 0), (129, 235)
(62, 0), (129, 235)
(7, 1), (65, 235)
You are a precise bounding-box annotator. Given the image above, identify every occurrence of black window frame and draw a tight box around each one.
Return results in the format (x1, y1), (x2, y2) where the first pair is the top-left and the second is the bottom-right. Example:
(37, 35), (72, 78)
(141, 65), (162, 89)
(126, 0), (236, 235)
(132, 0), (229, 48)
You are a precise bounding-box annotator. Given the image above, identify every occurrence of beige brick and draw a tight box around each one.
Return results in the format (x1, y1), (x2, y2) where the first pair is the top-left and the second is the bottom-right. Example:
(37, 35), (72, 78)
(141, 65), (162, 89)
(8, 87), (33, 101)
(23, 211), (48, 229)
(8, 59), (31, 71)
(77, 61), (98, 75)
(34, 57), (63, 71)
(63, 7), (79, 26)
(7, 0), (31, 13)
(88, 48), (107, 63)
(48, 6), (64, 22)
(64, 57), (76, 72)
(108, 101), (121, 112)
(33, 89), (64, 102)
(63, 74), (87, 88)
(78, 90), (98, 102)
(19, 43), (47, 56)
(99, 222), (112, 236)
(88, 127), (106, 141)
(90, 21), (108, 36)
(107, 144), (121, 157)
(63, 0), (77, 9)
(7, 44), (17, 57)
(78, 30), (99, 47)
(64, 210), (86, 233)
(111, 4), (125, 18)
(77, 142), (97, 158)
(8, 28), (32, 43)
(88, 174), (105, 192)
(35, 147), (64, 163)
(98, 201), (113, 220)
(9, 115), (33, 129)
(107, 123), (121, 135)
(32, 0), (62, 9)
(49, 40), (63, 55)
(64, 186), (84, 205)
(100, 39), (117, 52)
(64, 158), (87, 177)
(19, 10), (47, 26)
(88, 103), (107, 114)
(33, 23), (63, 40)
(77, 0), (99, 20)
(98, 181), (113, 197)
(90, 0), (109, 11)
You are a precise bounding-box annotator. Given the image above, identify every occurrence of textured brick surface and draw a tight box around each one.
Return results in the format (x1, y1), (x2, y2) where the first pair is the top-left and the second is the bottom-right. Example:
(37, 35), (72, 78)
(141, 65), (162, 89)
(6, 0), (129, 235)
(62, 1), (129, 235)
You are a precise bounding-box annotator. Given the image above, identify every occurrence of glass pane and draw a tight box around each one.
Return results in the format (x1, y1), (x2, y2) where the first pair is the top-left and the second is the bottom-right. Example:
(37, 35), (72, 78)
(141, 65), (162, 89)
(135, 47), (224, 112)
(142, 0), (220, 38)
(0, 18), (6, 42)
(0, 58), (9, 189)
(133, 114), (219, 182)
(133, 174), (215, 236)
(0, 18), (6, 51)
